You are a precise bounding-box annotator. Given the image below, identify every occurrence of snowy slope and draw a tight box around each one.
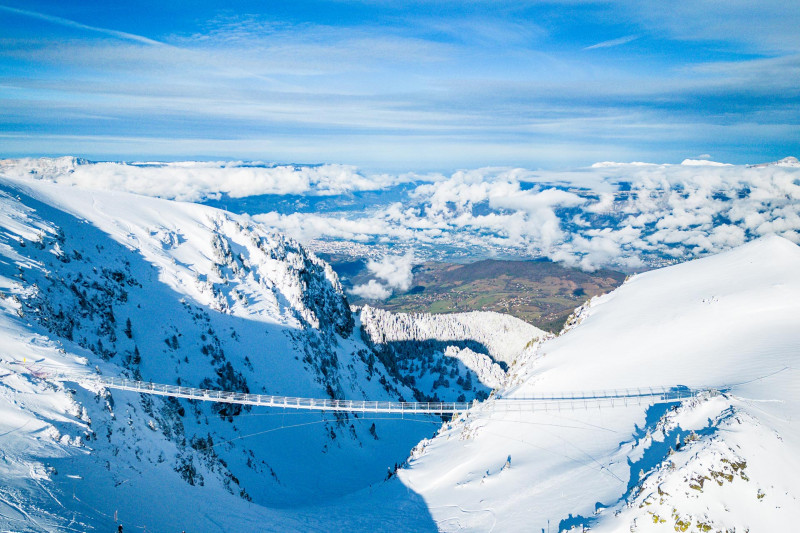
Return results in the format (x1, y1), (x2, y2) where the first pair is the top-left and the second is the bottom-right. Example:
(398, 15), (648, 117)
(400, 236), (800, 531)
(0, 175), (450, 531)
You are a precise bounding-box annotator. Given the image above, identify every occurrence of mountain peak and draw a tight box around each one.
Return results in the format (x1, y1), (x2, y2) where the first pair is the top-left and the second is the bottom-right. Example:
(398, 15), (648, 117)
(749, 155), (800, 168)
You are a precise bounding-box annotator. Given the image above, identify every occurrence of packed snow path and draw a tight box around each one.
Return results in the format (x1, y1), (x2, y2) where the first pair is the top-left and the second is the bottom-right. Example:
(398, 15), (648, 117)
(72, 374), (711, 414)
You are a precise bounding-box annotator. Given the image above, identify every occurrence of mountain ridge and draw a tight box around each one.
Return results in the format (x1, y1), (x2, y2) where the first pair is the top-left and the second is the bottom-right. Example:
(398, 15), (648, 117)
(0, 174), (461, 530)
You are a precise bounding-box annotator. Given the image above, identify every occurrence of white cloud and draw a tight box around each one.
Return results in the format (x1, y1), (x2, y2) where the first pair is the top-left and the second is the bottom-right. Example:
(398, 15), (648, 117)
(366, 251), (416, 292)
(0, 158), (397, 201)
(680, 159), (732, 166)
(0, 5), (164, 46)
(349, 280), (392, 300)
(347, 251), (417, 301)
(584, 35), (640, 50)
(585, 192), (615, 214)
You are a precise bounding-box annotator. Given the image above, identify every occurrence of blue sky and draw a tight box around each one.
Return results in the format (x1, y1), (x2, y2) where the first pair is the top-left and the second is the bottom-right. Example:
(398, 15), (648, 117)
(1, 1), (798, 171)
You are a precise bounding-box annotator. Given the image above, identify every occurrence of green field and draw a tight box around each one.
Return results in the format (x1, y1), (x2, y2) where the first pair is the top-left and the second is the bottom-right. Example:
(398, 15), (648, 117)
(344, 259), (627, 333)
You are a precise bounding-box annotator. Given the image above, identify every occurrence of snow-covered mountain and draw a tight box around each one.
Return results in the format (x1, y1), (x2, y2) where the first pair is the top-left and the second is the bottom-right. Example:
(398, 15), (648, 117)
(1, 162), (798, 532)
(359, 306), (548, 397)
(0, 174), (503, 531)
(399, 235), (800, 531)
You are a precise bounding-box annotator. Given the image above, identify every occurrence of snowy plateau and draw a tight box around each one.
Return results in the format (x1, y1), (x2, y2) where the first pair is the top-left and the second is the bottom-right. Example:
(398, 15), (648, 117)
(0, 165), (797, 532)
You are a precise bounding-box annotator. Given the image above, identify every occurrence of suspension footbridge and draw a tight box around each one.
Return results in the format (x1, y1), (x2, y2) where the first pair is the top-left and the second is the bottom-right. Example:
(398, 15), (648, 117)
(68, 374), (714, 415)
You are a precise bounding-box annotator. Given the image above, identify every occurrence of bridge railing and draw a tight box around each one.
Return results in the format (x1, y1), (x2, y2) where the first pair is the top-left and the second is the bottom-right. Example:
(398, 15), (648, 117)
(84, 375), (709, 414)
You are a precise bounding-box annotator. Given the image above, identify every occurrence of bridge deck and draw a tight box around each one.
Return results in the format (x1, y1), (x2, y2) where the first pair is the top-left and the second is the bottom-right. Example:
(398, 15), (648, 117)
(83, 375), (709, 414)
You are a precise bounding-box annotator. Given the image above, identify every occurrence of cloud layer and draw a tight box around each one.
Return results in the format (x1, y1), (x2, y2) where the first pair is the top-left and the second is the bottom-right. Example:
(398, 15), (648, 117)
(3, 157), (799, 272)
(256, 159), (800, 270)
(0, 157), (401, 202)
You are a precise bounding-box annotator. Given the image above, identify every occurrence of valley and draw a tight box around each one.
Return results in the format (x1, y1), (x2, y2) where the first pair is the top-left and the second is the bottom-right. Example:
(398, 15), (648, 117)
(340, 258), (626, 333)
